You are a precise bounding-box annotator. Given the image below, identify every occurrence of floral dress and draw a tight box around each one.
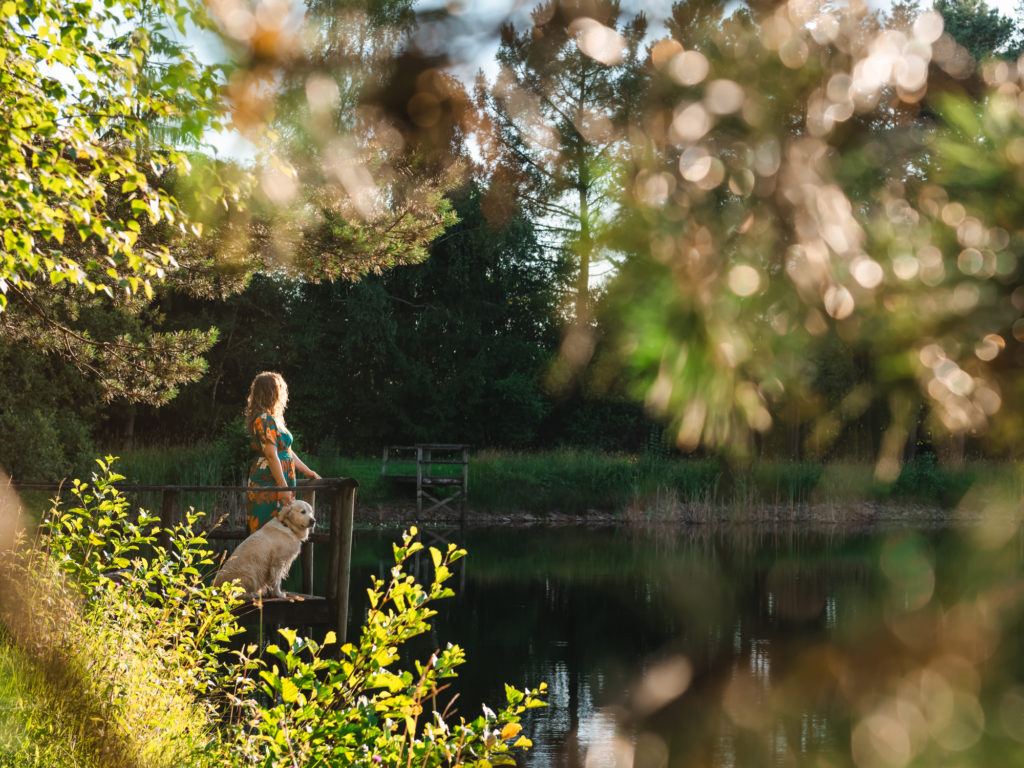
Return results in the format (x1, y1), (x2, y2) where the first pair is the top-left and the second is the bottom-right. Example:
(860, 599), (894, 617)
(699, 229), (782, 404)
(246, 411), (296, 533)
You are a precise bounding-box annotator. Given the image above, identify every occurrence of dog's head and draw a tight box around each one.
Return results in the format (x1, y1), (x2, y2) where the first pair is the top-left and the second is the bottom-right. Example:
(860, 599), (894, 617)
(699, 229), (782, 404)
(278, 500), (316, 539)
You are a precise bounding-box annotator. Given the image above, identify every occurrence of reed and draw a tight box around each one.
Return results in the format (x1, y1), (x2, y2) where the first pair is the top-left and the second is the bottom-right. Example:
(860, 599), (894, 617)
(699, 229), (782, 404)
(108, 446), (1024, 519)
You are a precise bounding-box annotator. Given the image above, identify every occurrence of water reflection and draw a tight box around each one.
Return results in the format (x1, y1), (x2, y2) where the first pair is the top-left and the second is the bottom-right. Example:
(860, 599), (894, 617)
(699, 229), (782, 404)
(346, 521), (1024, 768)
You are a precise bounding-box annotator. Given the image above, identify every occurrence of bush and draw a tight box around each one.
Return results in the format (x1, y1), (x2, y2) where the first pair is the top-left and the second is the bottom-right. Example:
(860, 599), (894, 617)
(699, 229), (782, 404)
(890, 454), (975, 508)
(0, 458), (241, 767)
(230, 528), (546, 766)
(0, 460), (544, 768)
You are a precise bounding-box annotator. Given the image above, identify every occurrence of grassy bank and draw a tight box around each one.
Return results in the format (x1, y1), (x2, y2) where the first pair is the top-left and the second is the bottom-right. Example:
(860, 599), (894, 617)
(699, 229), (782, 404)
(107, 446), (1024, 519)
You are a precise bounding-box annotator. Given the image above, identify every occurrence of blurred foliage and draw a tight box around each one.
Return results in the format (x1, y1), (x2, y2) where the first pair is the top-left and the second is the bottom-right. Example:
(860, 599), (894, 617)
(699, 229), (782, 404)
(564, 0), (1024, 474)
(211, 0), (461, 281)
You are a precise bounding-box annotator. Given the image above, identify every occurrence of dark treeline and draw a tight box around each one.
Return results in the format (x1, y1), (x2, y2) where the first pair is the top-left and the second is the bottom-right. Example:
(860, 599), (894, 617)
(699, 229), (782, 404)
(118, 182), (665, 457)
(0, 180), (892, 480)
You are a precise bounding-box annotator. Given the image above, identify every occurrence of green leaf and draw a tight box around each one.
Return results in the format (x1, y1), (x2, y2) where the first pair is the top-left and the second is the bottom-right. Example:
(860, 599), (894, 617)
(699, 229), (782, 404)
(280, 678), (299, 703)
(278, 627), (297, 647)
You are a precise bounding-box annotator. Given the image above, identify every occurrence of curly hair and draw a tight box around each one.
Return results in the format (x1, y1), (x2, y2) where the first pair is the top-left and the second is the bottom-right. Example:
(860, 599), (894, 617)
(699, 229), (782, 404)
(245, 371), (288, 435)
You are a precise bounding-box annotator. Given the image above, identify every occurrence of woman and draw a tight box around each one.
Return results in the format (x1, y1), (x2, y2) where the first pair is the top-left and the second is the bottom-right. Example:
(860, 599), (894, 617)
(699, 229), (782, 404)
(244, 371), (320, 533)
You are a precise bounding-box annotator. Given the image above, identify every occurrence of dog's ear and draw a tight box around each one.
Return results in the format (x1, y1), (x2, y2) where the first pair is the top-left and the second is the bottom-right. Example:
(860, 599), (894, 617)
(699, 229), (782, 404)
(278, 503), (296, 524)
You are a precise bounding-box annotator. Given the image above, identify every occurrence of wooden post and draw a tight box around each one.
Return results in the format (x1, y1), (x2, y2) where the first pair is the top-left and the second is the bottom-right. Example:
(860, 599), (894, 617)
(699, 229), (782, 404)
(299, 485), (316, 595)
(326, 488), (340, 603)
(415, 445), (424, 516)
(327, 481), (356, 647)
(159, 490), (180, 550)
(461, 445), (468, 522)
(337, 484), (355, 645)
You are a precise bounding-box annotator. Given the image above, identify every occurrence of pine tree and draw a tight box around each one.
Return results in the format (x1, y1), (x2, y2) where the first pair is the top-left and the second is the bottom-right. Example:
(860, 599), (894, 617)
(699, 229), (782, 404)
(481, 0), (647, 328)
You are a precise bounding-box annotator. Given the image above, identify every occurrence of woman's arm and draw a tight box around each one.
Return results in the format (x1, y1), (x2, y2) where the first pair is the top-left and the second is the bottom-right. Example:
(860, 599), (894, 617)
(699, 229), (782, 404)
(292, 452), (320, 480)
(261, 440), (295, 504)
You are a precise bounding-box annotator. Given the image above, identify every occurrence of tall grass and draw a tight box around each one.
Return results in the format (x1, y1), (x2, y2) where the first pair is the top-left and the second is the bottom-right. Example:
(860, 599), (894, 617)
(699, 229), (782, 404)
(111, 443), (250, 528)
(111, 446), (1024, 519)
(114, 444), (242, 486)
(0, 466), (541, 768)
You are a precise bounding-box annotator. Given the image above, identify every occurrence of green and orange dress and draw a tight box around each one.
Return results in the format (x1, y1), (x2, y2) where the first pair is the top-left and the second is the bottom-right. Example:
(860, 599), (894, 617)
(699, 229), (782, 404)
(246, 410), (296, 533)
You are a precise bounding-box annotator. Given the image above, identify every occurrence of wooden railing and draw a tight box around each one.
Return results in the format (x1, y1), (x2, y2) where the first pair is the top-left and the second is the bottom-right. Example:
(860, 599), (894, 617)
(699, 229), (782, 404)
(10, 477), (359, 643)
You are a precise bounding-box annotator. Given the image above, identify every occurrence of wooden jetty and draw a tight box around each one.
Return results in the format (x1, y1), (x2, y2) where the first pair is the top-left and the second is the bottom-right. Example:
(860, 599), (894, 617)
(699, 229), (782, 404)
(11, 477), (358, 645)
(381, 443), (469, 517)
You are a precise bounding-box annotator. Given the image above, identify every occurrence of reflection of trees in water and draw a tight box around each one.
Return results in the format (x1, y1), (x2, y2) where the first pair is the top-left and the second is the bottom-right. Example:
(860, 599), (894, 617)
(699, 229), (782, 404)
(608, 527), (1024, 768)
(351, 524), (1024, 767)
(406, 525), (880, 766)
(600, 546), (876, 766)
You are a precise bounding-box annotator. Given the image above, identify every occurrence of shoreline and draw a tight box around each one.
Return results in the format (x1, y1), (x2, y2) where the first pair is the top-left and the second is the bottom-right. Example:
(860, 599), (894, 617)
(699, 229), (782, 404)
(353, 499), (1020, 532)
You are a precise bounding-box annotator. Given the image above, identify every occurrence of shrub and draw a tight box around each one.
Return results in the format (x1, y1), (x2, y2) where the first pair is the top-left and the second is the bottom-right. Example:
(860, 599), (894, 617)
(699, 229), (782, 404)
(230, 528), (546, 767)
(889, 454), (975, 508)
(0, 458), (241, 767)
(0, 460), (544, 768)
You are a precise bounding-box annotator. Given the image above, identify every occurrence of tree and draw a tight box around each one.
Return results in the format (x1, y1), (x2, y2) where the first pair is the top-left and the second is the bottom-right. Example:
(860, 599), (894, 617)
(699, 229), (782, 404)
(0, 0), (231, 406)
(131, 182), (564, 453)
(936, 0), (1022, 61)
(0, 0), (223, 306)
(365, 182), (562, 448)
(0, 0), (477, 470)
(482, 0), (647, 330)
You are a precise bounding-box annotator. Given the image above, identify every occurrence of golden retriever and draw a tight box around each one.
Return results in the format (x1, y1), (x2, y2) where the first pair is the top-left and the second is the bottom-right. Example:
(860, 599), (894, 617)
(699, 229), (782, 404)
(213, 500), (316, 600)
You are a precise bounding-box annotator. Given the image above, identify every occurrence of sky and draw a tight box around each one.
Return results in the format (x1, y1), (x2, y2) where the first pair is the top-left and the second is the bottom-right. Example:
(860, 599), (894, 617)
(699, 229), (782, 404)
(198, 0), (1022, 159)
(416, 0), (676, 78)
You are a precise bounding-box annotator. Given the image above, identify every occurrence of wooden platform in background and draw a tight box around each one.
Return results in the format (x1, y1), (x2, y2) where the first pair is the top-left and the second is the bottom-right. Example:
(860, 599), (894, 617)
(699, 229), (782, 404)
(382, 443), (469, 516)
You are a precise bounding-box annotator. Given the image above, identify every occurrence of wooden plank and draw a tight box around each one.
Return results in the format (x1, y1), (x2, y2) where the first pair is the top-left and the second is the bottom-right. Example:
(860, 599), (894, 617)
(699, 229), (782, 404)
(10, 480), (358, 493)
(232, 594), (334, 626)
(335, 485), (355, 647)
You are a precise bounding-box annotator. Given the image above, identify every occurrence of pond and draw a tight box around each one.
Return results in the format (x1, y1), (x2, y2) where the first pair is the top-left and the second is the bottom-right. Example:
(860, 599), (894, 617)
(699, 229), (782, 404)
(342, 518), (1024, 768)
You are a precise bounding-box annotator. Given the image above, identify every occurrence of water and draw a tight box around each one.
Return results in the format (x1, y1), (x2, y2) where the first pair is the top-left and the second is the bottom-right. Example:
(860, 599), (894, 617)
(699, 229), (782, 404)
(341, 520), (1024, 768)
